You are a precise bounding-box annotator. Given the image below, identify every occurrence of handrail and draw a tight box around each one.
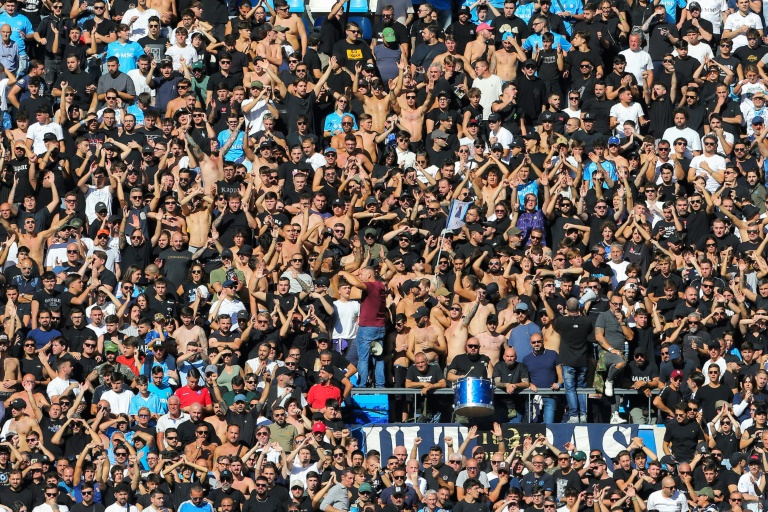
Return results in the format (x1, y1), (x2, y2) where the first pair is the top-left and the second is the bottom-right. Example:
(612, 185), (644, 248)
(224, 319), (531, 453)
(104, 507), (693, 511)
(347, 387), (658, 422)
(349, 387), (655, 396)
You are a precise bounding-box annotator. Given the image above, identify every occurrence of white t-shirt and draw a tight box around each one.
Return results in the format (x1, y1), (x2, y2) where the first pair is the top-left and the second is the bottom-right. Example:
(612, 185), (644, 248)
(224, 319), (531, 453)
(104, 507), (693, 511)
(609, 102), (645, 134)
(738, 471), (763, 511)
(332, 299), (361, 339)
(689, 153), (727, 192)
(619, 48), (653, 84)
(472, 74), (504, 119)
(47, 377), (80, 401)
(646, 490), (690, 512)
(209, 297), (247, 325)
(242, 97), (271, 135)
(128, 68), (154, 98)
(562, 107), (581, 119)
(489, 126), (515, 148)
(155, 411), (190, 435)
(724, 11), (764, 50)
(26, 121), (63, 155)
(738, 80), (767, 111)
(101, 388), (136, 414)
(662, 126), (702, 152)
(84, 185), (113, 225)
(685, 42), (714, 65)
(124, 7), (160, 41)
(742, 104), (768, 134)
(289, 462), (320, 488)
(396, 147), (416, 168)
(691, 0), (729, 34)
(165, 43), (198, 71)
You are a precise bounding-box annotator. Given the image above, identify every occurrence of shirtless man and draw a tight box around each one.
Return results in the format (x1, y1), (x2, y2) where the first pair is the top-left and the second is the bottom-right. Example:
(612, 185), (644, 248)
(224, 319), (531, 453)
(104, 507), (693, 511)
(390, 70), (434, 144)
(8, 117), (29, 147)
(255, 25), (284, 71)
(472, 252), (511, 297)
(384, 313), (410, 421)
(0, 340), (21, 400)
(323, 195), (356, 233)
(4, 377), (48, 421)
(396, 280), (424, 327)
(387, 256), (411, 300)
(465, 24), (495, 66)
(430, 288), (452, 329)
(478, 168), (505, 209)
(352, 72), (394, 133)
(148, 0), (176, 25)
(7, 213), (74, 270)
(184, 133), (223, 190)
(278, 223), (304, 262)
(230, 458), (256, 497)
(5, 394), (42, 451)
(266, 0), (306, 57)
(465, 283), (495, 337)
(336, 137), (374, 171)
(175, 307), (208, 356)
(180, 186), (214, 251)
(406, 306), (447, 364)
(244, 57), (274, 88)
(355, 113), (390, 163)
(213, 424), (244, 460)
(490, 33), (526, 81)
(475, 314), (507, 368)
(446, 301), (478, 364)
(331, 115), (363, 151)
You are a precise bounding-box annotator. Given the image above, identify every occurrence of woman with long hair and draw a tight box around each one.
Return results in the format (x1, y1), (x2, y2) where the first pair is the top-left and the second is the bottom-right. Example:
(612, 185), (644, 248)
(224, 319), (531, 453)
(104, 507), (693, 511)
(178, 263), (211, 307)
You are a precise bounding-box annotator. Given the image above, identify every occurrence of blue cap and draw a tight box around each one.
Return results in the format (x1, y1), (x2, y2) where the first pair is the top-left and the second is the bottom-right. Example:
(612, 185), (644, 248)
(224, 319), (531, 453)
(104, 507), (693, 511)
(53, 266), (67, 274)
(234, 394), (247, 403)
(608, 136), (620, 145)
(753, 116), (764, 125)
(222, 279), (236, 287)
(668, 344), (681, 359)
(324, 147), (337, 153)
(502, 32), (514, 41)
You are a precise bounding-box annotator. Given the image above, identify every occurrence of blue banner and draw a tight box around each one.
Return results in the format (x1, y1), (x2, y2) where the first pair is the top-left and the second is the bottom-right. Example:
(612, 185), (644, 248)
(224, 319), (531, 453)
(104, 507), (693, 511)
(353, 423), (648, 467)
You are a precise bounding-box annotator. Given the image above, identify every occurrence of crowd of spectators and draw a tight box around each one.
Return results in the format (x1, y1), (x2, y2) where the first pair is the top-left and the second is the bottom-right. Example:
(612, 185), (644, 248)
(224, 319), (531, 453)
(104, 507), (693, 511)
(1, 0), (768, 511)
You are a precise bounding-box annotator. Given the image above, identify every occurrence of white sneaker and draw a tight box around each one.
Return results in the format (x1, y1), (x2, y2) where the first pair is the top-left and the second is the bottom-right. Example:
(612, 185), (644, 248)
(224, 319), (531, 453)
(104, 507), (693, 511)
(579, 414), (588, 423)
(567, 416), (580, 423)
(605, 379), (614, 397)
(610, 412), (626, 424)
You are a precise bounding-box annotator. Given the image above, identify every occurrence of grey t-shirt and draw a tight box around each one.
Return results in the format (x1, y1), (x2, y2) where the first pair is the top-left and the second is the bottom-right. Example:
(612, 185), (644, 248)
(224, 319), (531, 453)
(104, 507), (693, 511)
(595, 310), (626, 350)
(320, 484), (350, 512)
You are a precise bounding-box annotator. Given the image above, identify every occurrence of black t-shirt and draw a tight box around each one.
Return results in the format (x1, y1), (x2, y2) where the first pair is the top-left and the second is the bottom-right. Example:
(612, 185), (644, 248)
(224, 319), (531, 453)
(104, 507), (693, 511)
(663, 419), (704, 462)
(552, 469), (583, 499)
(209, 486), (246, 510)
(332, 39), (373, 73)
(424, 461), (456, 492)
(553, 315), (593, 367)
(82, 18), (116, 54)
(447, 354), (490, 379)
(453, 501), (490, 512)
(405, 364), (443, 385)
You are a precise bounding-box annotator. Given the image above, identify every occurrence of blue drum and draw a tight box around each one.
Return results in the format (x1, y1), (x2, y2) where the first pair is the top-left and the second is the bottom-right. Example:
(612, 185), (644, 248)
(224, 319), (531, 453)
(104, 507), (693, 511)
(453, 378), (494, 417)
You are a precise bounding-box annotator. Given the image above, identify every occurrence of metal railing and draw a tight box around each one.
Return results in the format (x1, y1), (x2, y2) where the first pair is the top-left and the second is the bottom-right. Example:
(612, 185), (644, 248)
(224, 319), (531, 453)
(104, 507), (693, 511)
(347, 387), (659, 422)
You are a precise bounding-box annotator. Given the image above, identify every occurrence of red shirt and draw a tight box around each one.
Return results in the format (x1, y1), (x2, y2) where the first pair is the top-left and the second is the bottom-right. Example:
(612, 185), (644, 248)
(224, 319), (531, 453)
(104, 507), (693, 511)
(174, 385), (212, 409)
(306, 383), (342, 410)
(359, 280), (387, 327)
(116, 355), (139, 375)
